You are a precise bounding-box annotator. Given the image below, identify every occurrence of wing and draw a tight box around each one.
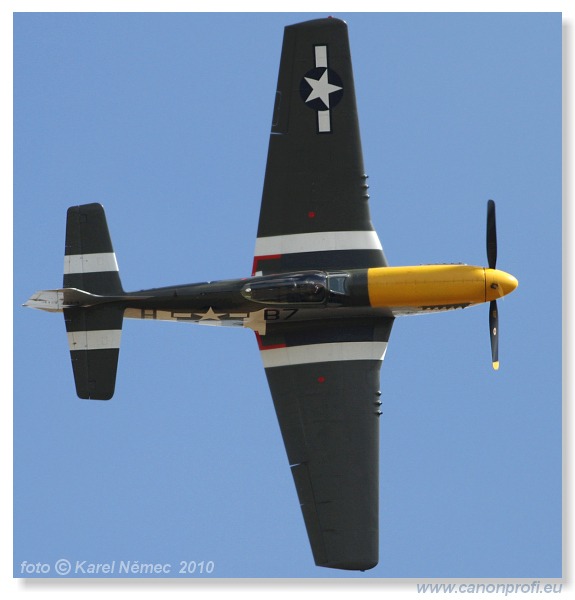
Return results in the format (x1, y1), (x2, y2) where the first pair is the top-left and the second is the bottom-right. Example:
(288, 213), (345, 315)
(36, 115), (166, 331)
(258, 317), (393, 570)
(253, 18), (388, 276)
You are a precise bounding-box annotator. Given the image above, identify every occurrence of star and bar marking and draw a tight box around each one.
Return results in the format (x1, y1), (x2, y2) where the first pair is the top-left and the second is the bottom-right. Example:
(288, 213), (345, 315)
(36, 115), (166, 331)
(300, 45), (343, 133)
(194, 307), (225, 321)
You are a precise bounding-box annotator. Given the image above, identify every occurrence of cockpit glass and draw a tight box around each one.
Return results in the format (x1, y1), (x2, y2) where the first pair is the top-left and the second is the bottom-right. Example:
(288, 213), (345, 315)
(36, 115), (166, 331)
(242, 272), (327, 304)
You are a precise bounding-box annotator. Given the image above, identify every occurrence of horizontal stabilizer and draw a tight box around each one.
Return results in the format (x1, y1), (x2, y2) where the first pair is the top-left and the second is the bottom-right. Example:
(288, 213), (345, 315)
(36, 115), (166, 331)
(64, 203), (123, 295)
(64, 304), (124, 400)
(27, 203), (130, 399)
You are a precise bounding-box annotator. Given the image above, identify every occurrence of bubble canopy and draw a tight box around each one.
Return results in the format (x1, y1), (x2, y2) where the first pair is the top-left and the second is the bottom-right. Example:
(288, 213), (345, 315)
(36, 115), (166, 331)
(241, 272), (328, 304)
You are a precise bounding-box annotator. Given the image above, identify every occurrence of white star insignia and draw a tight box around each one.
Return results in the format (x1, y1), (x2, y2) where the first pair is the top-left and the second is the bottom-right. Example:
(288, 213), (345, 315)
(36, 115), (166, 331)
(304, 69), (342, 109)
(194, 307), (225, 321)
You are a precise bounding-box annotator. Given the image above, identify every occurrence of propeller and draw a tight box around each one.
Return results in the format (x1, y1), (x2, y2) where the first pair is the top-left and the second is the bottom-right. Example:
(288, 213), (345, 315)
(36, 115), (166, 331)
(489, 300), (499, 370)
(486, 199), (497, 270)
(486, 200), (499, 370)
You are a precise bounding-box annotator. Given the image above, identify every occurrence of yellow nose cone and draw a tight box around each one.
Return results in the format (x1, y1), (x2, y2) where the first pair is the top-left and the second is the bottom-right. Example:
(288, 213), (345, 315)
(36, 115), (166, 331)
(486, 269), (518, 301)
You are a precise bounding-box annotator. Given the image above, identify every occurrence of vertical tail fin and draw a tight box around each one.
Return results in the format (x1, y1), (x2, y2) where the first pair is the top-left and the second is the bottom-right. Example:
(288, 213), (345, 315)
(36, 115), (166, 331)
(63, 204), (124, 399)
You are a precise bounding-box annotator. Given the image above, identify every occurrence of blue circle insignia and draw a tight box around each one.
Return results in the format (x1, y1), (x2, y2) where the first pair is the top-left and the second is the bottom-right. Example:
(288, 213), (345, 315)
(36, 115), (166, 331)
(300, 67), (344, 111)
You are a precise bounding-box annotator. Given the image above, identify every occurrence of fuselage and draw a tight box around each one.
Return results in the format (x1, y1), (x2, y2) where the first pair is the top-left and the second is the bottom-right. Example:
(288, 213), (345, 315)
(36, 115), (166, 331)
(116, 264), (518, 334)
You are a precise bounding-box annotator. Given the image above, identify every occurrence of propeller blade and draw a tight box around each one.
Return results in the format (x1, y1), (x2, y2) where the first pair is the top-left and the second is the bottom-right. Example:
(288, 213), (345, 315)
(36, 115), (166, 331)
(489, 299), (499, 370)
(486, 199), (497, 270)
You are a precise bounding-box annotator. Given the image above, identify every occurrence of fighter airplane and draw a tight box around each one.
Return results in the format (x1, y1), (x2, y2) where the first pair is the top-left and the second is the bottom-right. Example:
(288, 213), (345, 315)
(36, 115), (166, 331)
(25, 17), (518, 571)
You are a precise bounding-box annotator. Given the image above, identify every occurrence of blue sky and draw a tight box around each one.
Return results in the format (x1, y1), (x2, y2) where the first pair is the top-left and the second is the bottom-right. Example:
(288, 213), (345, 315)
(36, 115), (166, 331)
(12, 10), (563, 582)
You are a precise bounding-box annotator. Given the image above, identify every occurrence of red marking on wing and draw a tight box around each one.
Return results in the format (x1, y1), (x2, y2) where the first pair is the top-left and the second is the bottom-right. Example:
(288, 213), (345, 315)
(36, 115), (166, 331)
(255, 332), (286, 351)
(252, 254), (282, 276)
